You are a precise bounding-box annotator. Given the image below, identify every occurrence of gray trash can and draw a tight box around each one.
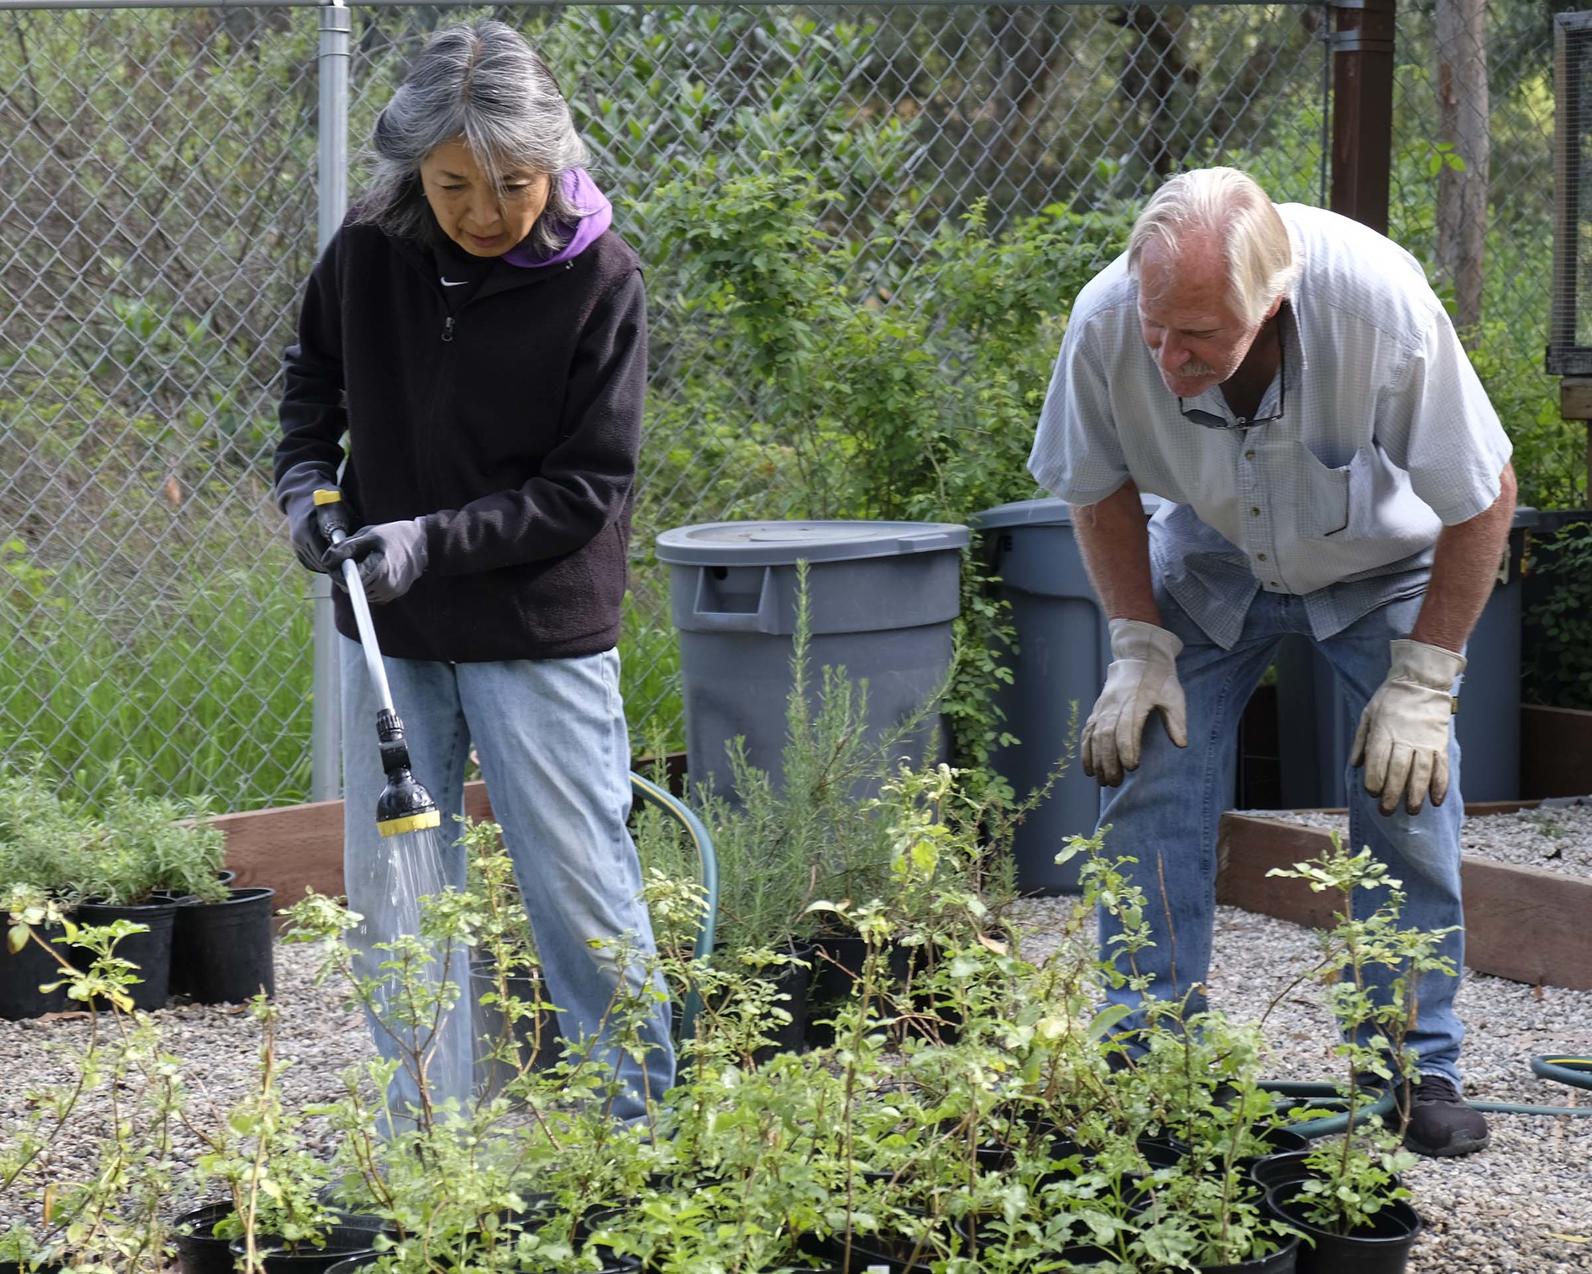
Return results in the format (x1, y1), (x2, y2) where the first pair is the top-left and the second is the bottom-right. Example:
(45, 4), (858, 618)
(1275, 507), (1540, 807)
(974, 496), (1161, 894)
(656, 520), (969, 802)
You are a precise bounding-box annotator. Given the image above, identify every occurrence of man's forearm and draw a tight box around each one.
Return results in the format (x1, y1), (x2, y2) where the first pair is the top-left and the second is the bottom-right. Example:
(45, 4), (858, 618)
(1410, 463), (1518, 653)
(1071, 479), (1160, 624)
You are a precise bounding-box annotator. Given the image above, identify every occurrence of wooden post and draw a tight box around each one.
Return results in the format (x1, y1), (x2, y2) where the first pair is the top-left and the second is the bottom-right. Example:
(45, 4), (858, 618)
(1330, 0), (1397, 233)
(1557, 379), (1592, 501)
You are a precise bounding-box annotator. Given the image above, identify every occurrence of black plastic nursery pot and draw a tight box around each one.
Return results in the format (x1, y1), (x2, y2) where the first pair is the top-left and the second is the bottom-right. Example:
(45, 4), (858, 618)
(470, 958), (560, 1101)
(227, 1224), (387, 1274)
(1248, 1150), (1404, 1198)
(1236, 1127), (1311, 1178)
(172, 1200), (237, 1274)
(73, 897), (178, 1011)
(0, 923), (73, 1020)
(805, 931), (912, 1049)
(804, 1225), (950, 1273)
(1247, 1150), (1316, 1192)
(1265, 1188), (1421, 1274)
(1196, 1236), (1301, 1274)
(754, 939), (815, 1060)
(169, 887), (277, 1003)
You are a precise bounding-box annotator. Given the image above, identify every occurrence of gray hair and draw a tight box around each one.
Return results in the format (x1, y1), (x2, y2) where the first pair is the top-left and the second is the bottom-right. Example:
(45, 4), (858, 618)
(1126, 167), (1298, 328)
(353, 20), (590, 255)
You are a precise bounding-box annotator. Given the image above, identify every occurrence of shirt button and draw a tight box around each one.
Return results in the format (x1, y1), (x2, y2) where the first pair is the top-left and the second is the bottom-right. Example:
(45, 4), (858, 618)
(1270, 580), (1280, 587)
(1237, 417), (1248, 425)
(1257, 553), (1268, 561)
(1250, 507), (1261, 517)
(1245, 450), (1256, 460)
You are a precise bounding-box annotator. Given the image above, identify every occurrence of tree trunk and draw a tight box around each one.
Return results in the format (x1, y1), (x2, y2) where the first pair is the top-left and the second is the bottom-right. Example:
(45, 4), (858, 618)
(1114, 6), (1199, 181)
(1435, 0), (1490, 334)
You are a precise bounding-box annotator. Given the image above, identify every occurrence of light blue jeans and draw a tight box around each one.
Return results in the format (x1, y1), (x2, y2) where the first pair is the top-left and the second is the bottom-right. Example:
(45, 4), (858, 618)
(340, 637), (676, 1125)
(1096, 587), (1467, 1084)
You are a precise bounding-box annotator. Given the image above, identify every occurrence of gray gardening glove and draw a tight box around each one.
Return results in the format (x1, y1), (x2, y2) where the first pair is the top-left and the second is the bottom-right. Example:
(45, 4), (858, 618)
(322, 518), (430, 605)
(1350, 638), (1465, 815)
(275, 462), (340, 573)
(1081, 619), (1189, 786)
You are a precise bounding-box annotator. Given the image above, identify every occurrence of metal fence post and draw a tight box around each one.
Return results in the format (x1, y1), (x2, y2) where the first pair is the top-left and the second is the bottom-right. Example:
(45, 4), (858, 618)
(311, 0), (350, 801)
(1329, 0), (1396, 233)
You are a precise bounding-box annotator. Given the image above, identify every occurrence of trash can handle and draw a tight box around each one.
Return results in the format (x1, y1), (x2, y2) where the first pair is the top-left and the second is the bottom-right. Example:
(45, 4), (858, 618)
(895, 529), (964, 554)
(690, 565), (783, 635)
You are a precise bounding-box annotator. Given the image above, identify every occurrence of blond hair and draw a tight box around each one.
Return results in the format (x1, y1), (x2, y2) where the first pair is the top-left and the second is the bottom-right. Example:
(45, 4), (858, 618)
(1127, 167), (1298, 326)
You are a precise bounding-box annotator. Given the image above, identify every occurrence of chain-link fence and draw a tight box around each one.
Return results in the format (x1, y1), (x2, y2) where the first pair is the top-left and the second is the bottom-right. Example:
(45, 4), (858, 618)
(0, 0), (1557, 813)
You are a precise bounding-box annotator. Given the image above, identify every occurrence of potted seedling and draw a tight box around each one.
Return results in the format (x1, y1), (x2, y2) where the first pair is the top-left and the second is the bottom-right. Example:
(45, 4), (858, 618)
(1, 922), (183, 1273)
(2, 885), (75, 1020)
(456, 818), (560, 1101)
(78, 779), (274, 1008)
(56, 777), (230, 1011)
(1261, 840), (1443, 1272)
(0, 766), (92, 1019)
(187, 1001), (388, 1274)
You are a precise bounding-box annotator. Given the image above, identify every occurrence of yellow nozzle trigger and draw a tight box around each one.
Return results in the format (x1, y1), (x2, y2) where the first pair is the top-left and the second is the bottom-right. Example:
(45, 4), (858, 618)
(312, 488), (343, 506)
(376, 810), (442, 838)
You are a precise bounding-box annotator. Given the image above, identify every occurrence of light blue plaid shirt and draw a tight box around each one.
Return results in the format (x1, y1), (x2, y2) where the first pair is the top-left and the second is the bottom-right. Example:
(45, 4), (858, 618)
(1029, 203), (1512, 650)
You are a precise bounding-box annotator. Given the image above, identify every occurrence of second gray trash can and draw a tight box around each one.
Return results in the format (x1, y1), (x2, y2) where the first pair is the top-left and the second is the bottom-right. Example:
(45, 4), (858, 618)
(1275, 507), (1541, 807)
(656, 520), (969, 802)
(975, 496), (1159, 894)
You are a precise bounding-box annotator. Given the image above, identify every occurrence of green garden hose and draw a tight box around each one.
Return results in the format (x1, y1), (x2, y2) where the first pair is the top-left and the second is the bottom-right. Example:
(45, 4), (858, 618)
(628, 771), (719, 1044)
(1268, 1056), (1592, 1138)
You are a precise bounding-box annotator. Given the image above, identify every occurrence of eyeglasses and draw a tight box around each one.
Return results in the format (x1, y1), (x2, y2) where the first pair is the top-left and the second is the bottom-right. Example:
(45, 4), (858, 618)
(1177, 321), (1287, 430)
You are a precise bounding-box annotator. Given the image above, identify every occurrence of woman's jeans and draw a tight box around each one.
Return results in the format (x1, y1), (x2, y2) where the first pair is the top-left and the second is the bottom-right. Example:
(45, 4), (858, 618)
(1097, 588), (1467, 1085)
(340, 637), (676, 1126)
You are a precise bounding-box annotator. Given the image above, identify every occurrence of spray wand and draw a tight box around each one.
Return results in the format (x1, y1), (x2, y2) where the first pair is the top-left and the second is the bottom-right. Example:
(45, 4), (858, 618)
(313, 489), (441, 838)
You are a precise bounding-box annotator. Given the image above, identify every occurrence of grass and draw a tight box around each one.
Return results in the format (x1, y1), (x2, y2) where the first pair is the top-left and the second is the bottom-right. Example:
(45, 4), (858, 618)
(2, 545), (686, 813)
(2, 551), (315, 812)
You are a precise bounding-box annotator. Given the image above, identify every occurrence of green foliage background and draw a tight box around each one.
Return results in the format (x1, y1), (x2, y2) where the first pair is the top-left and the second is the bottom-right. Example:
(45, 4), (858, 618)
(0, 2), (1582, 810)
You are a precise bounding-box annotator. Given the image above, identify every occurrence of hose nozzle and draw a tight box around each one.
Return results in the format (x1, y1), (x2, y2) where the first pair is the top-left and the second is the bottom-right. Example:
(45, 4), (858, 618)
(374, 709), (441, 838)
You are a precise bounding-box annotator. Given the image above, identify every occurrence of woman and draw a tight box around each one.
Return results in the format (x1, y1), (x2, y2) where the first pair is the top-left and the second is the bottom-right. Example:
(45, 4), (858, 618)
(274, 20), (674, 1124)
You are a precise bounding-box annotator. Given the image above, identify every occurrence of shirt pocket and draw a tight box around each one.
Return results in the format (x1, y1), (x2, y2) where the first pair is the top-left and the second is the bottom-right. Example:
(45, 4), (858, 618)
(1295, 443), (1351, 538)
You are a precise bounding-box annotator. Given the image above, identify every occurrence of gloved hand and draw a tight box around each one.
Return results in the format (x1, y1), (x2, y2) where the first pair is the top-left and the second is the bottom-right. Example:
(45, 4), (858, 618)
(1081, 619), (1189, 786)
(322, 518), (430, 605)
(1351, 638), (1465, 815)
(275, 462), (339, 573)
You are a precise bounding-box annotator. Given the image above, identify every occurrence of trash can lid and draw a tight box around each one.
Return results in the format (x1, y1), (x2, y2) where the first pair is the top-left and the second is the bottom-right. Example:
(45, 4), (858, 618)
(971, 494), (1164, 529)
(655, 520), (969, 565)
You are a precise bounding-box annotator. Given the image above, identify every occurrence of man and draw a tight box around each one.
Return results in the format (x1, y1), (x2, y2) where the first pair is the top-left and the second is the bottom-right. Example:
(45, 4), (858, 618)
(1029, 167), (1514, 1157)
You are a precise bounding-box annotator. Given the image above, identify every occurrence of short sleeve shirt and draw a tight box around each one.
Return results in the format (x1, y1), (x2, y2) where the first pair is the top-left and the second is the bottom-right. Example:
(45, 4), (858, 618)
(1027, 203), (1512, 649)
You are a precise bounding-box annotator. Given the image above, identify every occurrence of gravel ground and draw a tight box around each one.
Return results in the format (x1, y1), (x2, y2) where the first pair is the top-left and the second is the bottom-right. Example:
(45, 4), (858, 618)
(1236, 799), (1592, 880)
(3, 898), (1590, 1271)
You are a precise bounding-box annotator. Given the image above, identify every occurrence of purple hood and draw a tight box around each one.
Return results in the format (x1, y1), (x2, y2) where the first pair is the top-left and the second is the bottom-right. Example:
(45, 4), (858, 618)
(503, 168), (612, 268)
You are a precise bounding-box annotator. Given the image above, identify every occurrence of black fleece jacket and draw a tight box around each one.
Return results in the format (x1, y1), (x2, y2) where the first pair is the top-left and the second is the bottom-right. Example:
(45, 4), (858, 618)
(274, 219), (646, 662)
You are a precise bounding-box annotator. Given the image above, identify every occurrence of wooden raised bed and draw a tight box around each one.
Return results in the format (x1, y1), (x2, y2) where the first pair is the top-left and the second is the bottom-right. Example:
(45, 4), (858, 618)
(1218, 807), (1592, 991)
(1521, 704), (1592, 800)
(214, 781), (495, 910)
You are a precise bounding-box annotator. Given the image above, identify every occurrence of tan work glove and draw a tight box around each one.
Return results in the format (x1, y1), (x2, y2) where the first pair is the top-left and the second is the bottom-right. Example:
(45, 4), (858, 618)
(1081, 619), (1189, 786)
(1350, 638), (1465, 815)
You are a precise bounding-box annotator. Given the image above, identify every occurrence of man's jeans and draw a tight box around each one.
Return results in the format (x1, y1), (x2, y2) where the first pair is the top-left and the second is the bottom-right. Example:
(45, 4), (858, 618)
(1097, 588), (1467, 1084)
(340, 637), (676, 1125)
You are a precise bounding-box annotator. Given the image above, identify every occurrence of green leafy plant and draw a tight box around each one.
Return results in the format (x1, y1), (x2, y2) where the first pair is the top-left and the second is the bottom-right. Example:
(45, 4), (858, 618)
(76, 776), (229, 905)
(0, 917), (177, 1272)
(194, 999), (341, 1270)
(0, 762), (227, 905)
(1524, 518), (1592, 710)
(1266, 836), (1447, 1236)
